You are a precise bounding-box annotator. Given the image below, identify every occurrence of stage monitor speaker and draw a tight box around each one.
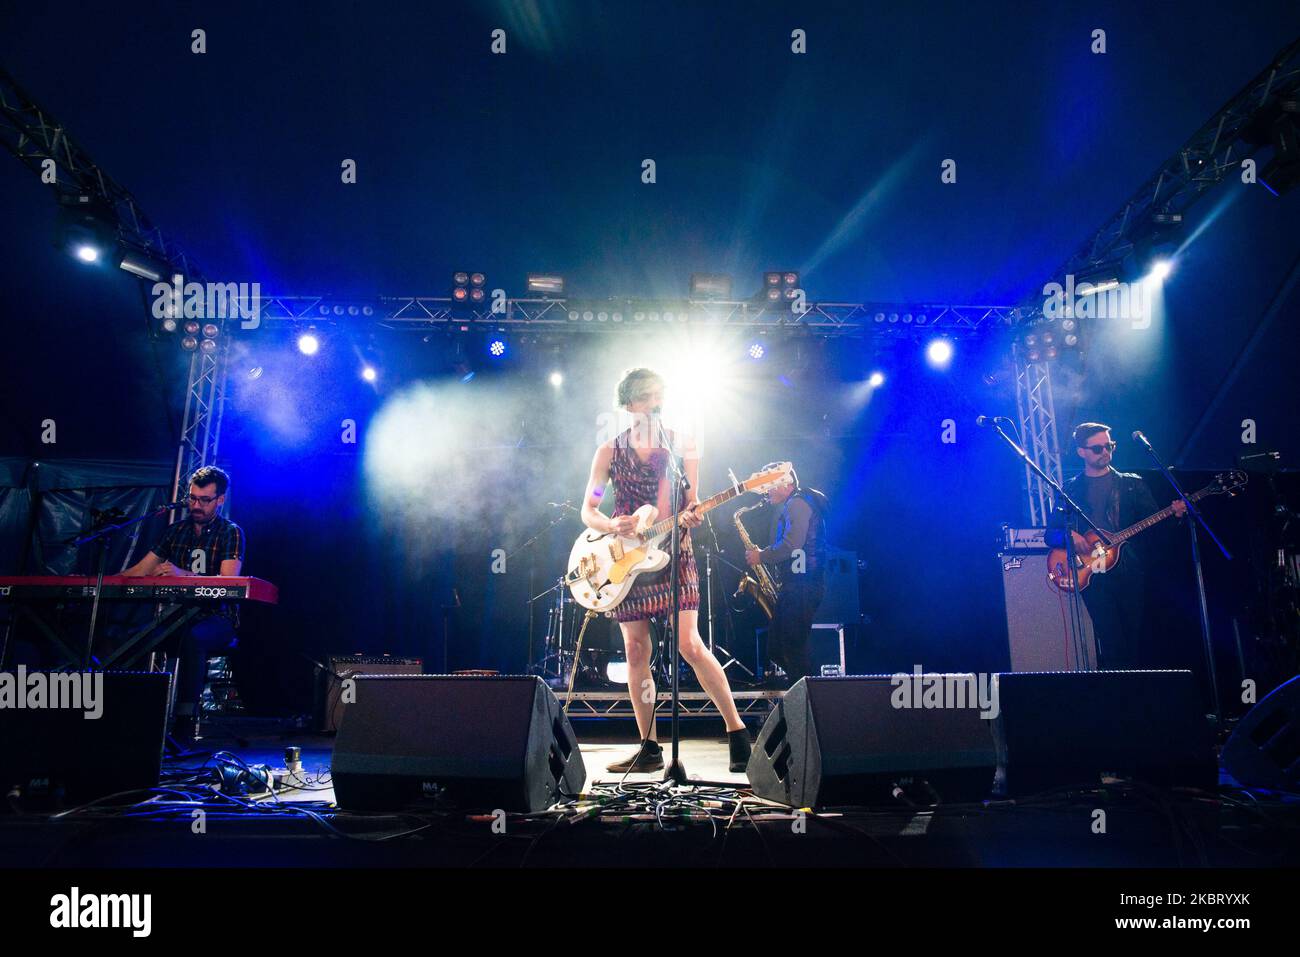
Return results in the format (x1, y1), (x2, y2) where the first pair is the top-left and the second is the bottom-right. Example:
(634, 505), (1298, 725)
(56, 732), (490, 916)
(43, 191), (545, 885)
(315, 654), (423, 732)
(812, 547), (861, 626)
(991, 670), (1215, 796)
(331, 674), (585, 812)
(1222, 674), (1300, 791)
(0, 670), (172, 810)
(999, 547), (1095, 671)
(746, 675), (997, 808)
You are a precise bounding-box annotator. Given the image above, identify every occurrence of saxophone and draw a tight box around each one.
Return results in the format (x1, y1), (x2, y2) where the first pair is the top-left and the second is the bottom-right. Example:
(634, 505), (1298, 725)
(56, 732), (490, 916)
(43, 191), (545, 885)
(732, 503), (778, 619)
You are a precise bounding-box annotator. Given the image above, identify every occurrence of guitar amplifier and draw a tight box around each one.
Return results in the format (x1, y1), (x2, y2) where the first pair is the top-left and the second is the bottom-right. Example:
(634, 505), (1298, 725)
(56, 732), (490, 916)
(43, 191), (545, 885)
(316, 654), (424, 732)
(813, 547), (861, 625)
(999, 541), (1096, 672)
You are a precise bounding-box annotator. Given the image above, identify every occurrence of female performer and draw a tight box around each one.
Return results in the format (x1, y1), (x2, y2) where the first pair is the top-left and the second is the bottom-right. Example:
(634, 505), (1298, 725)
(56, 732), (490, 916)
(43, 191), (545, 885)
(580, 368), (752, 773)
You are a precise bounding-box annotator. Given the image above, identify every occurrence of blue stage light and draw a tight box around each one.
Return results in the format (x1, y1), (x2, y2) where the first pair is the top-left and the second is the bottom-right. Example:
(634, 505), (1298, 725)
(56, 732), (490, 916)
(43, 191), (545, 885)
(868, 370), (885, 387)
(488, 338), (507, 358)
(298, 333), (320, 356)
(925, 338), (953, 368)
(75, 244), (100, 263)
(748, 343), (765, 360)
(362, 366), (377, 382)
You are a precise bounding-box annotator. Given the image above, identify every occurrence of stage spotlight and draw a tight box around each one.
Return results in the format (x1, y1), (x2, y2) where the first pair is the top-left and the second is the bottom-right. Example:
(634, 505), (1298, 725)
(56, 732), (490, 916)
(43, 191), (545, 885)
(1145, 259), (1173, 283)
(56, 194), (116, 266)
(868, 371), (885, 388)
(925, 338), (954, 368)
(690, 273), (733, 299)
(362, 366), (378, 383)
(549, 371), (563, 387)
(528, 273), (565, 297)
(181, 336), (198, 352)
(761, 270), (799, 302)
(183, 321), (201, 336)
(202, 323), (219, 339)
(452, 271), (486, 304)
(488, 338), (507, 358)
(199, 338), (217, 355)
(298, 332), (320, 356)
(748, 343), (765, 360)
(116, 249), (167, 281)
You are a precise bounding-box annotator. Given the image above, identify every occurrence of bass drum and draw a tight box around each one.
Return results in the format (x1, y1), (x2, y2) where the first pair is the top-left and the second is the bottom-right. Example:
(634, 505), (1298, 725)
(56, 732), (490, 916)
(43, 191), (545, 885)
(578, 614), (628, 687)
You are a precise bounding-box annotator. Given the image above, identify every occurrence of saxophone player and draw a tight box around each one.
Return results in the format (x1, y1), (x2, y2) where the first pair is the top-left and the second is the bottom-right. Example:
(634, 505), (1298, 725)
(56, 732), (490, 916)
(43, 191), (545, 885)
(745, 465), (828, 683)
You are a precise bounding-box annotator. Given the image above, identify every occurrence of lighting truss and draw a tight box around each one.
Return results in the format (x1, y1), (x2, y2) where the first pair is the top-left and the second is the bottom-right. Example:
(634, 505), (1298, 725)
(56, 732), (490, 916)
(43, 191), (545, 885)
(255, 295), (1021, 339)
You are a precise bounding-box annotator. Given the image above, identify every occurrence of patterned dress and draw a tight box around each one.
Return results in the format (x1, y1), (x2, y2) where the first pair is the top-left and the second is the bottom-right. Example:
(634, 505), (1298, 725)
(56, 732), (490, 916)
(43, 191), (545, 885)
(608, 428), (700, 623)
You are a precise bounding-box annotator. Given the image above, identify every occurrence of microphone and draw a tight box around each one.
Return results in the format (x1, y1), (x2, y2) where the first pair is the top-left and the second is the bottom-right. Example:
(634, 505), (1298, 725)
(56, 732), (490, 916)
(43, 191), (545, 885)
(976, 415), (1012, 428)
(1131, 430), (1152, 450)
(159, 501), (190, 511)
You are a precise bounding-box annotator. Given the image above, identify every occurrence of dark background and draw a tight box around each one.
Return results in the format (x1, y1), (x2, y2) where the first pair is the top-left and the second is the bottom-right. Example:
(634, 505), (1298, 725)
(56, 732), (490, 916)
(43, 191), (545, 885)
(2, 2), (1298, 714)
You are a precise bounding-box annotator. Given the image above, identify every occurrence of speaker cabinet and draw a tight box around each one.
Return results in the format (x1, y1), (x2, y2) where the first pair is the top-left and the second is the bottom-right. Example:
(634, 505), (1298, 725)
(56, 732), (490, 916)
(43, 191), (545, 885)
(991, 670), (1215, 796)
(1223, 674), (1300, 791)
(746, 676), (997, 807)
(1000, 547), (1096, 671)
(331, 674), (585, 812)
(315, 654), (423, 732)
(0, 670), (172, 809)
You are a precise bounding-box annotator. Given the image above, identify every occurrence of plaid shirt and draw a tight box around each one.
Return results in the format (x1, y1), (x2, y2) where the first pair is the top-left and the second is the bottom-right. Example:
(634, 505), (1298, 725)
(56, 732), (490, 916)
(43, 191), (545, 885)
(149, 514), (246, 624)
(150, 513), (246, 575)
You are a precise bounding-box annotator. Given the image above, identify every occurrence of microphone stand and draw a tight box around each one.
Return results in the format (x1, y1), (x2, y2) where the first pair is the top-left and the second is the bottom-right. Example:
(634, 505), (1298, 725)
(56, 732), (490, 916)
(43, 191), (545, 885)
(513, 503), (581, 678)
(70, 503), (177, 669)
(652, 412), (690, 785)
(985, 419), (1111, 671)
(1135, 433), (1230, 722)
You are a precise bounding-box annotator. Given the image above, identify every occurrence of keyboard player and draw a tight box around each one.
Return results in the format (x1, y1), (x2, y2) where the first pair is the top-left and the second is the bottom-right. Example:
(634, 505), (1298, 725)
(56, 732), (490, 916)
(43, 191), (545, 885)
(123, 465), (245, 741)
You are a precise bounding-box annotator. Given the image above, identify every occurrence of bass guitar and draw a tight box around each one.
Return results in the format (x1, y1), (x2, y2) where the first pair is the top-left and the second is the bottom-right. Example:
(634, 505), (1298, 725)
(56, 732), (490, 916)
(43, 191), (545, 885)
(1046, 470), (1246, 593)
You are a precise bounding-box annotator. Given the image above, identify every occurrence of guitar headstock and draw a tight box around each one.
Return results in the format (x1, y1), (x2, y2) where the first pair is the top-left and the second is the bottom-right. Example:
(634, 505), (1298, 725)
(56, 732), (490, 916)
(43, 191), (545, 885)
(1212, 470), (1248, 496)
(743, 461), (794, 495)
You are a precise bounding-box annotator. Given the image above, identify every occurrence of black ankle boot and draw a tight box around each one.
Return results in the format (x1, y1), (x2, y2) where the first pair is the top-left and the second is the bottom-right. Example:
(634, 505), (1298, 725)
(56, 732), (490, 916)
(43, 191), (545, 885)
(728, 728), (752, 773)
(606, 739), (664, 773)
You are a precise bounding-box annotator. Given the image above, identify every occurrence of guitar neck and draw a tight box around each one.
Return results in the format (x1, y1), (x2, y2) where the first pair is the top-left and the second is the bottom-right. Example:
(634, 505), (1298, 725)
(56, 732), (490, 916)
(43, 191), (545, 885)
(641, 485), (742, 541)
(1111, 486), (1211, 544)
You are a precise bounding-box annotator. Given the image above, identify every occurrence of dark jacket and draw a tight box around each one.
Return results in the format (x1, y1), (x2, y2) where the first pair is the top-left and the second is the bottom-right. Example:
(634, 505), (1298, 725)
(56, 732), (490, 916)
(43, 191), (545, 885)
(762, 489), (828, 583)
(1045, 469), (1158, 562)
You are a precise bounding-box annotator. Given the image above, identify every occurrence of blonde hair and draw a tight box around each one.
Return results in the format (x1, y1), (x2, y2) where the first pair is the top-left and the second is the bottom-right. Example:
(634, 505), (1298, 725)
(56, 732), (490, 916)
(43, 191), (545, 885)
(615, 368), (664, 409)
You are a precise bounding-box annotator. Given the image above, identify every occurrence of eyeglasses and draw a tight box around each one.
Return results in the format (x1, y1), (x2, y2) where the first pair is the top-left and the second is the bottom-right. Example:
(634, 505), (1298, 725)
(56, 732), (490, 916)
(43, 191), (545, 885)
(187, 494), (218, 505)
(1081, 442), (1117, 454)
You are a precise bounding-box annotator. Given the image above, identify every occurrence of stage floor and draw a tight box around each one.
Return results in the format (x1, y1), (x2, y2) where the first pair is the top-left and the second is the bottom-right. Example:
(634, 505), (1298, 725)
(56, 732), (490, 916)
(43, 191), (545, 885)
(2, 718), (1298, 869)
(231, 731), (749, 802)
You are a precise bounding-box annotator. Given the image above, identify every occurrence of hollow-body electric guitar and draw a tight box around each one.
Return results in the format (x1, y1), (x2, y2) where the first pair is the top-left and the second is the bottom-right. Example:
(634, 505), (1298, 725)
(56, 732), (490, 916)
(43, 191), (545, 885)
(1046, 470), (1246, 593)
(566, 463), (792, 613)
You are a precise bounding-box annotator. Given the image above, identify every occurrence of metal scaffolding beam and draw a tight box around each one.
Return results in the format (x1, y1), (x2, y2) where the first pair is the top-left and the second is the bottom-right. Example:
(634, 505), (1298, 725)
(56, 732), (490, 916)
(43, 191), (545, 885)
(255, 295), (1022, 338)
(1018, 36), (1300, 324)
(0, 67), (204, 280)
(1009, 35), (1300, 521)
(0, 66), (222, 501)
(1012, 346), (1063, 527)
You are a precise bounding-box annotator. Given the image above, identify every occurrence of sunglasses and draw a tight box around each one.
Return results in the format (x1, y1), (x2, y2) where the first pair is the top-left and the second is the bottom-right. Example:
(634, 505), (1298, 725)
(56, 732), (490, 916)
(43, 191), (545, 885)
(1081, 442), (1117, 454)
